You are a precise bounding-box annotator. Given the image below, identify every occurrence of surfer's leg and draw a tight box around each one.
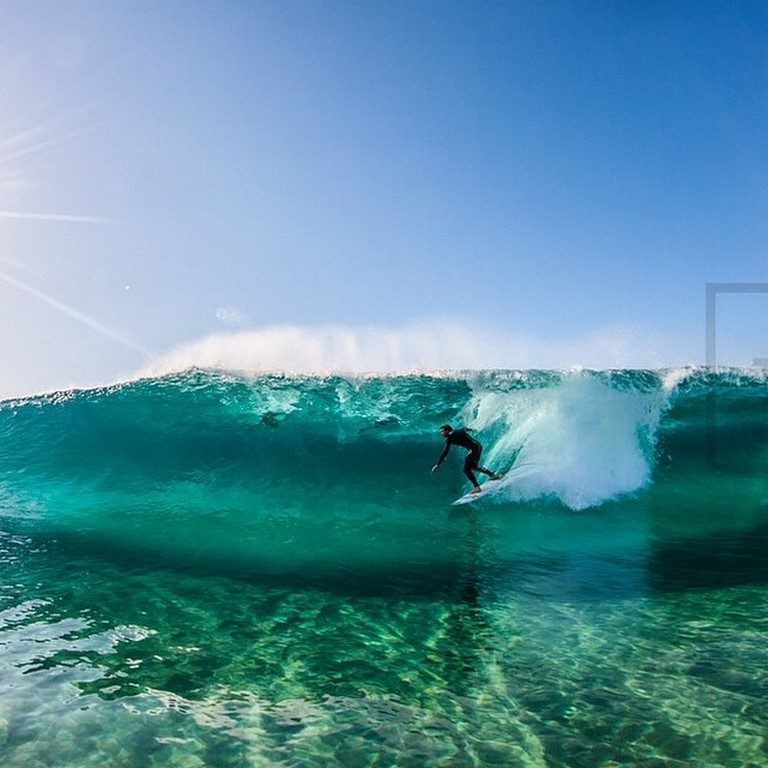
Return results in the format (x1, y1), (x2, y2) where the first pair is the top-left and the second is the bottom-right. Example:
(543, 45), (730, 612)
(464, 454), (481, 489)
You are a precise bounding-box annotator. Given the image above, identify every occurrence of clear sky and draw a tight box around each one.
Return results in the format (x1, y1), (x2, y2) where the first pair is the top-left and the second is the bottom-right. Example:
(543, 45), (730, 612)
(1, 1), (767, 398)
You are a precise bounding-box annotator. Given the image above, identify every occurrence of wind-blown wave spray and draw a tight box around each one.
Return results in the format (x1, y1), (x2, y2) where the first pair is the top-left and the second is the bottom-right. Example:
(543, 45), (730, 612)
(137, 322), (690, 379)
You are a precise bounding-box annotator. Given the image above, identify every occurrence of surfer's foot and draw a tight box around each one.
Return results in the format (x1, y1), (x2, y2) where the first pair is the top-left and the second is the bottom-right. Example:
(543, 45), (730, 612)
(490, 474), (502, 481)
(470, 486), (482, 494)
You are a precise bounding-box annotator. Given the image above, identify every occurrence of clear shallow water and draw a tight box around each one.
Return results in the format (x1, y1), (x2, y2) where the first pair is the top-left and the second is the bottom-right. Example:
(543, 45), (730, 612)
(0, 369), (767, 767)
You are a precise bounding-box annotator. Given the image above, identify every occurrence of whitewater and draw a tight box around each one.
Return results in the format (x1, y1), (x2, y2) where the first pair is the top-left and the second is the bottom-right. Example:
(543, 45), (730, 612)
(0, 367), (767, 767)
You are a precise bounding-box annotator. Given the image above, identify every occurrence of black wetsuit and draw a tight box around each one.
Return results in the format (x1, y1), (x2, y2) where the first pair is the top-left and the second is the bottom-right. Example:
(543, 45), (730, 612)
(435, 429), (495, 487)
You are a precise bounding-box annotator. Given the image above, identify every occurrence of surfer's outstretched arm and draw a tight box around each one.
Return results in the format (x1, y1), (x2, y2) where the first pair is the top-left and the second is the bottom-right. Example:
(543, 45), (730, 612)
(431, 441), (451, 472)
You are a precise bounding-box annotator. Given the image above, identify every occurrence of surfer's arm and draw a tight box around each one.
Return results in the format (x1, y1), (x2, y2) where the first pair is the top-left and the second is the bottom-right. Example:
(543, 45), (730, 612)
(432, 441), (451, 472)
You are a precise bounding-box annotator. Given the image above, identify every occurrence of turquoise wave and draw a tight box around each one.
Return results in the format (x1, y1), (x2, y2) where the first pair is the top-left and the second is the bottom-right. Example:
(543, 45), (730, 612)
(0, 368), (766, 585)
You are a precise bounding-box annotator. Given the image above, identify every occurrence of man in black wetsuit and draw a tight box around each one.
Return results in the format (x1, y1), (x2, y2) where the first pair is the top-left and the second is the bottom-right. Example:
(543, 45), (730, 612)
(431, 424), (500, 494)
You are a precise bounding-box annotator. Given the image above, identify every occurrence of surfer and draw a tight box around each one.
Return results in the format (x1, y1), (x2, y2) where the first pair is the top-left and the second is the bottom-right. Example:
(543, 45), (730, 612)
(431, 424), (501, 494)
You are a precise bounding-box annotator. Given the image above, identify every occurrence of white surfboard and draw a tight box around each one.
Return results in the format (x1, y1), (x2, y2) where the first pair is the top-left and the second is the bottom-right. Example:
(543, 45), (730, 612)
(453, 476), (504, 505)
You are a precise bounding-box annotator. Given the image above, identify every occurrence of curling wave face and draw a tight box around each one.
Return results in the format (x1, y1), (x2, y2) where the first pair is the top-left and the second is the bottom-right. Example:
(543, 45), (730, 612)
(1, 368), (766, 576)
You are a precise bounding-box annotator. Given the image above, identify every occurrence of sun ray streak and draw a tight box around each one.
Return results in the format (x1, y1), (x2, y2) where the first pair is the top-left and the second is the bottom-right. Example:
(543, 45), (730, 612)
(0, 98), (101, 151)
(0, 254), (40, 276)
(2, 127), (95, 162)
(0, 211), (113, 224)
(0, 122), (50, 152)
(0, 269), (152, 359)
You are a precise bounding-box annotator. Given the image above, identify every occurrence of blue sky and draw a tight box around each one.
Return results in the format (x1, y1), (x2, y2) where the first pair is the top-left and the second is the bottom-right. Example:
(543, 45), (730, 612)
(1, 1), (767, 397)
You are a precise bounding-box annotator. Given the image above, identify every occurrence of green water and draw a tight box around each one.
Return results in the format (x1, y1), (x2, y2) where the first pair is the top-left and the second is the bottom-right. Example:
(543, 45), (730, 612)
(0, 370), (767, 766)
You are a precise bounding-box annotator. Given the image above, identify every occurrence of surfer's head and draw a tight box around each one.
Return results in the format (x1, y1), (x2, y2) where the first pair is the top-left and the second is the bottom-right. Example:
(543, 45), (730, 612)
(439, 424), (452, 436)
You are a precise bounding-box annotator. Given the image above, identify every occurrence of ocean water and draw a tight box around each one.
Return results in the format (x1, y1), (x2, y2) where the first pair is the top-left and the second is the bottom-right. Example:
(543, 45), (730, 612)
(0, 368), (766, 767)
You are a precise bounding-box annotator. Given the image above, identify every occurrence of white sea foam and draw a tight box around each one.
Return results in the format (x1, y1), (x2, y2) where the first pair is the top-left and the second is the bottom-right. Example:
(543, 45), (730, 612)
(660, 366), (699, 392)
(468, 374), (667, 510)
